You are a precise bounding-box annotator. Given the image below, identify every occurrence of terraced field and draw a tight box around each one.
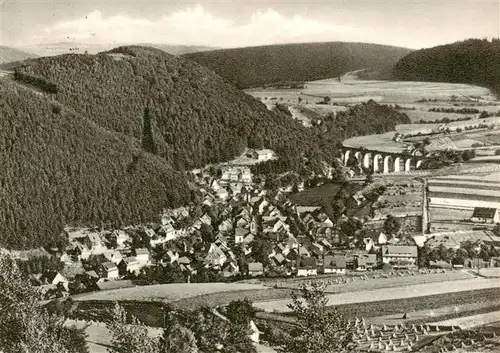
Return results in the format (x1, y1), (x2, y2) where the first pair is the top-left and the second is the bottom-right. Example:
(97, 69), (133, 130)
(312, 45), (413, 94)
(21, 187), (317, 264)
(428, 175), (500, 210)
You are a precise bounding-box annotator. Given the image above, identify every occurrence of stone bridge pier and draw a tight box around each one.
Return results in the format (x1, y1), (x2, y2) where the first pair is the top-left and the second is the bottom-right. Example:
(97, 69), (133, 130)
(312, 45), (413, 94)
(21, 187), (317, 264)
(341, 148), (423, 174)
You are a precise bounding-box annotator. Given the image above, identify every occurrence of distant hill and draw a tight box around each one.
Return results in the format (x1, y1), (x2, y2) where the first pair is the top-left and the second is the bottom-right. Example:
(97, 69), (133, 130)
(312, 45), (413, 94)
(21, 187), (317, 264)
(22, 42), (216, 57)
(0, 46), (37, 65)
(393, 38), (500, 95)
(183, 42), (412, 88)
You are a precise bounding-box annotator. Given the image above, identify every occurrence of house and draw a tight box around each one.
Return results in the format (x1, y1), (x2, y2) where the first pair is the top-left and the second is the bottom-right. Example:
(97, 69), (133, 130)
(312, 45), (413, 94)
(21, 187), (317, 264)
(355, 254), (378, 271)
(100, 262), (119, 279)
(471, 207), (499, 224)
(323, 255), (346, 274)
(118, 257), (142, 275)
(234, 227), (250, 244)
(248, 262), (264, 276)
(40, 271), (69, 291)
(297, 257), (317, 276)
(270, 252), (286, 266)
(378, 232), (388, 245)
(222, 261), (240, 277)
(204, 244), (227, 269)
(249, 320), (262, 344)
(104, 250), (123, 265)
(252, 149), (274, 161)
(135, 248), (150, 265)
(381, 245), (418, 269)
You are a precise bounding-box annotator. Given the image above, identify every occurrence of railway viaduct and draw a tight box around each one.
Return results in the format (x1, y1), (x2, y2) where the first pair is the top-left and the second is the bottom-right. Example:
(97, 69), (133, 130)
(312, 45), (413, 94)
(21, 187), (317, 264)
(341, 147), (424, 174)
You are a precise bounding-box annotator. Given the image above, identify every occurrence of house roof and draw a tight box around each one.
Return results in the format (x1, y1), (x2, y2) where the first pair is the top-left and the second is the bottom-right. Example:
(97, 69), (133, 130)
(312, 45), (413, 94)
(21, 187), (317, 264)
(382, 245), (418, 257)
(102, 261), (118, 270)
(136, 248), (150, 256)
(298, 257), (317, 268)
(472, 207), (497, 219)
(97, 280), (134, 291)
(273, 253), (286, 264)
(248, 262), (263, 272)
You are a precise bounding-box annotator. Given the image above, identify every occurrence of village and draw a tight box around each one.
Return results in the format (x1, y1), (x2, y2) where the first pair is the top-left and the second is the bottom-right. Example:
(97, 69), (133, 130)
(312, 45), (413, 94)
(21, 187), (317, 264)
(9, 149), (500, 300)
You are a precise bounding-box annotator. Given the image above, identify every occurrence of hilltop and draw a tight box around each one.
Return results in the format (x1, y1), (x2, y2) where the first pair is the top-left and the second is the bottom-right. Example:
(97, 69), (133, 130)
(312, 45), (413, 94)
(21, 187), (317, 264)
(183, 41), (412, 88)
(0, 46), (37, 65)
(14, 46), (314, 170)
(393, 38), (500, 95)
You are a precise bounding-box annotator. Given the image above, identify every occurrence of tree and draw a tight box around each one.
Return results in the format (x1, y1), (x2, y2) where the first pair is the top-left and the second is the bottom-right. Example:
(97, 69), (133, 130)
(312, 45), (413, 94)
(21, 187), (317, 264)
(383, 215), (401, 235)
(141, 107), (157, 155)
(0, 250), (88, 353)
(106, 303), (160, 353)
(280, 282), (355, 353)
(225, 298), (256, 326)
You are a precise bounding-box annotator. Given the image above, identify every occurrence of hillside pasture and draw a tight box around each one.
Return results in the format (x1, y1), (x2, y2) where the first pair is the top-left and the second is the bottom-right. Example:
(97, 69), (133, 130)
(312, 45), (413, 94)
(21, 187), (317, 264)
(73, 282), (268, 302)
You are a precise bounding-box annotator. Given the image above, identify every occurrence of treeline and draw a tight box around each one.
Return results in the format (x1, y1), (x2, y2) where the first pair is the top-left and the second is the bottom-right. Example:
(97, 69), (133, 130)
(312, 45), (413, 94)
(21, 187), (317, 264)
(393, 38), (500, 95)
(428, 107), (479, 114)
(0, 81), (190, 249)
(183, 42), (412, 88)
(13, 71), (58, 93)
(415, 116), (472, 124)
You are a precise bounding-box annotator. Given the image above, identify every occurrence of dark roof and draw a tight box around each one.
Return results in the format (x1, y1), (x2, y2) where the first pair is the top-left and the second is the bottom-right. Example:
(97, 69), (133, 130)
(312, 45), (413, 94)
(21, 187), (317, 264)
(298, 257), (317, 268)
(472, 207), (497, 219)
(96, 280), (134, 291)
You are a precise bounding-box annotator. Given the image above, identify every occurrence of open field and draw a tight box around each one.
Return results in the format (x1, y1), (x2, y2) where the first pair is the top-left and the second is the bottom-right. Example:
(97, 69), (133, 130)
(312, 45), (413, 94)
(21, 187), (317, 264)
(254, 277), (500, 313)
(73, 282), (268, 302)
(289, 182), (360, 206)
(259, 287), (500, 323)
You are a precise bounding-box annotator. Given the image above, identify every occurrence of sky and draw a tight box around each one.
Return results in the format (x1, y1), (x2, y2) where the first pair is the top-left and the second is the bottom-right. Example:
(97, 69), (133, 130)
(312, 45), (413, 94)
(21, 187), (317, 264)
(1, 0), (499, 49)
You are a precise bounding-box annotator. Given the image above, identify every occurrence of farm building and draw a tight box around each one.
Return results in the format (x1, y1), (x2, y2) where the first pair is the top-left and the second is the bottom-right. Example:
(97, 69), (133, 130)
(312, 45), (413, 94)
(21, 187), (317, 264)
(297, 257), (317, 276)
(381, 245), (418, 269)
(471, 207), (499, 224)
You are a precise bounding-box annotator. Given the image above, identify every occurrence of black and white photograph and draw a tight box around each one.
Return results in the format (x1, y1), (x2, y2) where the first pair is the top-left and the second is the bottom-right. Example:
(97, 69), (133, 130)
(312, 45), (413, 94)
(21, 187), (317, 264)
(0, 0), (499, 352)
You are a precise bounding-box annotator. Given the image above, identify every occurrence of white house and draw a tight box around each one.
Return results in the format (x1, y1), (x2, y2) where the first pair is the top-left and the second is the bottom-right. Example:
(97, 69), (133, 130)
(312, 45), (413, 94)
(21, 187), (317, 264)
(381, 245), (418, 269)
(253, 149), (275, 161)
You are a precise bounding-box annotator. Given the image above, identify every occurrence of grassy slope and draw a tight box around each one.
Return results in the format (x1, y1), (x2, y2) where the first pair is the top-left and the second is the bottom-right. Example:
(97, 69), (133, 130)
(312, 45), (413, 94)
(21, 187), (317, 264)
(184, 42), (412, 88)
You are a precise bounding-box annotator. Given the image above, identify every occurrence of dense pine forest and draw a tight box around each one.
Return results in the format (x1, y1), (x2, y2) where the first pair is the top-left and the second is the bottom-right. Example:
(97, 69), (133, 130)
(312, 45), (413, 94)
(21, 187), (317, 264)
(183, 42), (412, 88)
(1, 46), (410, 249)
(0, 80), (191, 249)
(393, 38), (500, 95)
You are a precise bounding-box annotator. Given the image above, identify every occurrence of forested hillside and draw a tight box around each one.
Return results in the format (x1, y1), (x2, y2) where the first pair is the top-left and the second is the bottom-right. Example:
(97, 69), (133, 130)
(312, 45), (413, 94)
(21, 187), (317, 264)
(15, 46), (316, 170)
(0, 80), (190, 249)
(0, 46), (37, 65)
(3, 46), (410, 249)
(393, 38), (500, 95)
(183, 42), (412, 88)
